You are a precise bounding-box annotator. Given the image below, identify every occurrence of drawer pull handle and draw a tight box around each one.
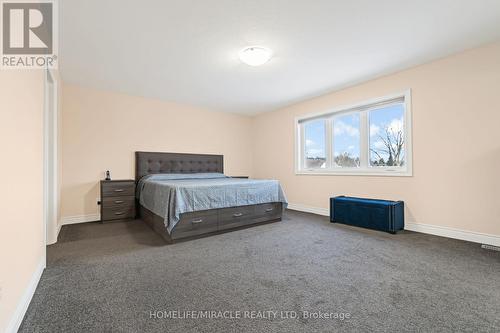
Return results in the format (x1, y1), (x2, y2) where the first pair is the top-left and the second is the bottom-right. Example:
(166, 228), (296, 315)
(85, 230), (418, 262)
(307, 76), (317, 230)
(265, 208), (274, 212)
(233, 212), (243, 217)
(114, 189), (124, 192)
(191, 219), (203, 224)
(114, 212), (124, 215)
(114, 200), (124, 204)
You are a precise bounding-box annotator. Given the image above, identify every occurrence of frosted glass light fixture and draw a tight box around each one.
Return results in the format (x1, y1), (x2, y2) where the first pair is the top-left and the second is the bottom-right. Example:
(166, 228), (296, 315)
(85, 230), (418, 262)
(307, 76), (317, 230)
(238, 46), (273, 66)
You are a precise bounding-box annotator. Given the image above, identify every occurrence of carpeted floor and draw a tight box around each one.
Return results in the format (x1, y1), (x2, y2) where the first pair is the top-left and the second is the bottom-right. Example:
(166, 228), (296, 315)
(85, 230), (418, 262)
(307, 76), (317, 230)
(20, 210), (500, 333)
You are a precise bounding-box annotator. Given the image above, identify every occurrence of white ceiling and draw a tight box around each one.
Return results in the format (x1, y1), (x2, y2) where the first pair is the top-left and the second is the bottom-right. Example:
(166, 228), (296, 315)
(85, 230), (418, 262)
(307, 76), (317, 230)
(60, 0), (500, 115)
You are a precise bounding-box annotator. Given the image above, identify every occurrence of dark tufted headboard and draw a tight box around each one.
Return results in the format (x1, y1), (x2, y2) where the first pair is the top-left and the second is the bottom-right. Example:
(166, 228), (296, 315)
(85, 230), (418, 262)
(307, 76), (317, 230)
(135, 151), (224, 181)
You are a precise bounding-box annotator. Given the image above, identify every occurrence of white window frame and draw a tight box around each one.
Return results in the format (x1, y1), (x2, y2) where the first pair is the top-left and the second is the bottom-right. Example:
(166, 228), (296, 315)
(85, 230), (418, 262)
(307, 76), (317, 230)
(295, 90), (412, 176)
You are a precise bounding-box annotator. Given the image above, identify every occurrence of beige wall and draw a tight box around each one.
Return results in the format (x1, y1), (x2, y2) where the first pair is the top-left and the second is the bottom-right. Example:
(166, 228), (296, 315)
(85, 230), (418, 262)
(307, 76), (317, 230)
(253, 42), (500, 236)
(0, 70), (45, 332)
(61, 84), (254, 218)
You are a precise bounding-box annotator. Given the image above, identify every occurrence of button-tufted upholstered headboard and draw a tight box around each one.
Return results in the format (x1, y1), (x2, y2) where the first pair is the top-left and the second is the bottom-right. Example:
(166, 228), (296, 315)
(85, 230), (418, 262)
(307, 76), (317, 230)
(135, 151), (224, 181)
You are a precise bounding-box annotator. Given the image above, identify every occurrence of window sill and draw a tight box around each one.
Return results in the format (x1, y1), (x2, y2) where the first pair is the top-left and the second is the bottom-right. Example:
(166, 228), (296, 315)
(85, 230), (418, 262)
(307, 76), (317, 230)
(295, 169), (412, 177)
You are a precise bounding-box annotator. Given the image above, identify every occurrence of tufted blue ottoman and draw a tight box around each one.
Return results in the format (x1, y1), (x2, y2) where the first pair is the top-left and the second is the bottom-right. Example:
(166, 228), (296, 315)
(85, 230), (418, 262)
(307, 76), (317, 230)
(330, 196), (404, 234)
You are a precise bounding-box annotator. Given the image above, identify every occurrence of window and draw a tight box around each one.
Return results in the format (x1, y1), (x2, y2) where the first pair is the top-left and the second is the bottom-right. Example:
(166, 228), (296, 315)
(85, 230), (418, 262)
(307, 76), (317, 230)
(333, 113), (360, 168)
(296, 90), (412, 176)
(369, 104), (405, 168)
(304, 119), (326, 169)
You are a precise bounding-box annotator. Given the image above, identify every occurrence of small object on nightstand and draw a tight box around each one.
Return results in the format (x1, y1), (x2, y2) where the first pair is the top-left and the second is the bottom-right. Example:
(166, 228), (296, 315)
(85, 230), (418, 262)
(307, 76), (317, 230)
(231, 176), (249, 179)
(105, 170), (111, 180)
(100, 179), (136, 223)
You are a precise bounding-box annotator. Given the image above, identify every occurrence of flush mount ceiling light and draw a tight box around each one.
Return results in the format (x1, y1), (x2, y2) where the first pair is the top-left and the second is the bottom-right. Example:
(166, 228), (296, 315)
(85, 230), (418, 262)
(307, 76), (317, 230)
(238, 46), (273, 66)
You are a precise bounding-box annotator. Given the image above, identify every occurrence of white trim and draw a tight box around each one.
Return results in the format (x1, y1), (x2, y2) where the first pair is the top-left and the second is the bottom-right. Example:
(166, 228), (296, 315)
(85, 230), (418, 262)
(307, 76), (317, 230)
(294, 89), (412, 177)
(56, 222), (63, 239)
(287, 203), (500, 247)
(405, 221), (500, 247)
(60, 214), (101, 226)
(44, 69), (59, 246)
(287, 203), (329, 216)
(295, 90), (409, 122)
(5, 259), (45, 333)
(295, 170), (412, 177)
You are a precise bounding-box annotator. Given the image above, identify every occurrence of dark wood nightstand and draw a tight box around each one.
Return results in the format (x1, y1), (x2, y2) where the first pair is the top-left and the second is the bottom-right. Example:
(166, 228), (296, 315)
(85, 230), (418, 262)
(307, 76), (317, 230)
(100, 180), (136, 222)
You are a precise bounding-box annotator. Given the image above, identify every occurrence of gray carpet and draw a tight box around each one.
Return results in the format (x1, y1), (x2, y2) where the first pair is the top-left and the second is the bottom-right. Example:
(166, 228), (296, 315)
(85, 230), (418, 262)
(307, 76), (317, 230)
(20, 210), (500, 333)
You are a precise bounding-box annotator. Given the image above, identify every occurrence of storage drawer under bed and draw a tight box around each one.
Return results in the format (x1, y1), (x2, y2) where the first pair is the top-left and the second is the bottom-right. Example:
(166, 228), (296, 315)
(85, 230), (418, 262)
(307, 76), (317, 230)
(218, 205), (256, 230)
(255, 202), (281, 218)
(166, 202), (283, 240)
(172, 211), (219, 240)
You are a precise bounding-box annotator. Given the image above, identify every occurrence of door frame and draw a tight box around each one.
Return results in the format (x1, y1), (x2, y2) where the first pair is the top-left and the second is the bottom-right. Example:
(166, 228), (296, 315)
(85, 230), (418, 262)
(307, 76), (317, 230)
(43, 68), (59, 253)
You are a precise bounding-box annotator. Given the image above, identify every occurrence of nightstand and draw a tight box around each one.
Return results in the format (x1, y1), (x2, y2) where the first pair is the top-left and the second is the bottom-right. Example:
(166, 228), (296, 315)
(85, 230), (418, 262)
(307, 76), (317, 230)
(100, 180), (136, 222)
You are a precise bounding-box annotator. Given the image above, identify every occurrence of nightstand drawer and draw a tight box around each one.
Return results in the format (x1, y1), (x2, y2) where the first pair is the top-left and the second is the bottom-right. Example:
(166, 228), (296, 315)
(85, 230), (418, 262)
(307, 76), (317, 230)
(102, 196), (135, 208)
(102, 206), (135, 221)
(102, 182), (135, 197)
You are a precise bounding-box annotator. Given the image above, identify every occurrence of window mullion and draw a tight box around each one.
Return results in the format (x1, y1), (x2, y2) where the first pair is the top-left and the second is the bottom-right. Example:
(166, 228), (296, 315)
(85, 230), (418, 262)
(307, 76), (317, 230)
(360, 111), (368, 168)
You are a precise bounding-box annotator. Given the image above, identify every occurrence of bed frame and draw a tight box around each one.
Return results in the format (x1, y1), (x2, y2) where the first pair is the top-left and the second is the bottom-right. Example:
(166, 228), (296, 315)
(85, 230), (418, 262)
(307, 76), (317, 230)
(136, 151), (282, 243)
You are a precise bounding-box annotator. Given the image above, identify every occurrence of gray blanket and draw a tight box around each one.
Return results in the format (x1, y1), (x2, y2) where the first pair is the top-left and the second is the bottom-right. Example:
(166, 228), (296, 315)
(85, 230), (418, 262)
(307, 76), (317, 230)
(137, 173), (288, 233)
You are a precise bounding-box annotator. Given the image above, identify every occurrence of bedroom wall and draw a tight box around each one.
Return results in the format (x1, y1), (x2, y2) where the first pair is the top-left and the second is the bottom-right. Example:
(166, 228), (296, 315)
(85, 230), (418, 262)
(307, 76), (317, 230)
(0, 70), (45, 332)
(252, 42), (500, 238)
(61, 84), (254, 220)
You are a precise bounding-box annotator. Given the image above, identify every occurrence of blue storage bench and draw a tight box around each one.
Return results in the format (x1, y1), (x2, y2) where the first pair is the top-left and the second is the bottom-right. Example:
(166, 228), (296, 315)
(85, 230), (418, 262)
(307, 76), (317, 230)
(330, 196), (404, 234)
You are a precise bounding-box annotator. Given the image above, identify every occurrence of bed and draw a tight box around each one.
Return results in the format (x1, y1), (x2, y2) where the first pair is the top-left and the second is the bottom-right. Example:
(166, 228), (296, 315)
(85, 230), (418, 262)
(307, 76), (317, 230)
(135, 151), (287, 243)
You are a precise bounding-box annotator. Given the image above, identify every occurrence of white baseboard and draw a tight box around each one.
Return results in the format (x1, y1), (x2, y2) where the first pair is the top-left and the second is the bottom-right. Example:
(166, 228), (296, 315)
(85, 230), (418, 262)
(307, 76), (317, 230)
(53, 222), (63, 243)
(287, 203), (329, 216)
(46, 223), (60, 245)
(287, 203), (500, 247)
(51, 214), (99, 244)
(60, 213), (100, 226)
(405, 221), (500, 247)
(5, 259), (45, 333)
